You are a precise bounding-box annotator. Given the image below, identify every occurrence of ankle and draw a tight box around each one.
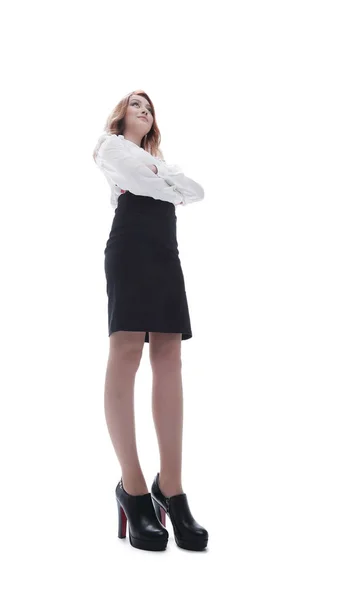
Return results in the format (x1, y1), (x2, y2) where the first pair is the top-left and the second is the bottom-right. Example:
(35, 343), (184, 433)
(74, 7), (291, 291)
(122, 474), (148, 496)
(159, 474), (183, 497)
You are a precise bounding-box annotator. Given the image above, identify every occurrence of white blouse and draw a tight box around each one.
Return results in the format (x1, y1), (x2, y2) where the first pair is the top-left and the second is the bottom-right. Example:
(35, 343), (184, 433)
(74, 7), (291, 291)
(93, 132), (205, 209)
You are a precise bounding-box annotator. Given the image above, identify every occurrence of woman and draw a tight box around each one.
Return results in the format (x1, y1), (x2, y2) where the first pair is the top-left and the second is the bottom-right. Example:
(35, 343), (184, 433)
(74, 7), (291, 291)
(93, 90), (208, 552)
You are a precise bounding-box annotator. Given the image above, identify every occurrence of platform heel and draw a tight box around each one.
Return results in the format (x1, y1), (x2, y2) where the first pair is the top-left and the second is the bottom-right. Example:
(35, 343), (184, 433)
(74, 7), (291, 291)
(117, 500), (127, 539)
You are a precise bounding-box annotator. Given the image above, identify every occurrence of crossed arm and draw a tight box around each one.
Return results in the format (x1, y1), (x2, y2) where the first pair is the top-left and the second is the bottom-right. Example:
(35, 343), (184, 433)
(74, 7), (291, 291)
(96, 134), (204, 206)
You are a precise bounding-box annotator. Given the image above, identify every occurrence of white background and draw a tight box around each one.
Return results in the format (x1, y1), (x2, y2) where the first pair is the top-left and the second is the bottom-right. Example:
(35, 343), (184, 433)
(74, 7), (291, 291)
(1, 0), (361, 597)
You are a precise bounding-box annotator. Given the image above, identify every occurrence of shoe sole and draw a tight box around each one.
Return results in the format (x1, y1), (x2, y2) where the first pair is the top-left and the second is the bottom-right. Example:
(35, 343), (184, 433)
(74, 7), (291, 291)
(129, 532), (168, 551)
(175, 536), (208, 551)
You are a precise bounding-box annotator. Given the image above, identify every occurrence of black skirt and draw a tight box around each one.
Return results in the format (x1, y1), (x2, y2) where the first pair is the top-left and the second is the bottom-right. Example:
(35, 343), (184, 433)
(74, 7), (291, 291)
(104, 191), (192, 343)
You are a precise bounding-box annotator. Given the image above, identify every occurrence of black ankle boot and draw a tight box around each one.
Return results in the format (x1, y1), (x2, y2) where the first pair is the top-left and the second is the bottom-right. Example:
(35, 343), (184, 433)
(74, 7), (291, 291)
(151, 473), (208, 551)
(115, 479), (169, 551)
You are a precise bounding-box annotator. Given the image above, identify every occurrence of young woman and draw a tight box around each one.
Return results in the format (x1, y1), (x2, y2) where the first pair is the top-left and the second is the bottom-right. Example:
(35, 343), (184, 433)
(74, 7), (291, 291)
(93, 90), (208, 552)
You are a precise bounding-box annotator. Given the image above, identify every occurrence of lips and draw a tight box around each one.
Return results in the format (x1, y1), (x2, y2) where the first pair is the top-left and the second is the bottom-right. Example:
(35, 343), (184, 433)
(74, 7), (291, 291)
(138, 116), (148, 122)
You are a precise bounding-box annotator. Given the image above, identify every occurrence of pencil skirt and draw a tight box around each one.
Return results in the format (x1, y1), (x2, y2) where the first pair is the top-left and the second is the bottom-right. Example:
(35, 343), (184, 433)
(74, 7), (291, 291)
(104, 191), (192, 343)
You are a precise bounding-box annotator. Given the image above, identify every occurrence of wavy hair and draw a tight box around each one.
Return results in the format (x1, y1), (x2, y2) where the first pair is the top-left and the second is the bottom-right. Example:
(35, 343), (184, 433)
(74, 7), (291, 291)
(102, 89), (164, 159)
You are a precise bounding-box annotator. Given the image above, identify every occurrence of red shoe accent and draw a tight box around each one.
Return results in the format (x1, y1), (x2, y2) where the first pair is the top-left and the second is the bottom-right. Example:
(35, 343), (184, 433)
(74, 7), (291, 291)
(160, 506), (166, 526)
(117, 502), (127, 538)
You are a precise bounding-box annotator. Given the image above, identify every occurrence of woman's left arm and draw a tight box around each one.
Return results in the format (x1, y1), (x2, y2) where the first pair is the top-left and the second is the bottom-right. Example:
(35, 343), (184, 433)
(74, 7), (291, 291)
(154, 160), (205, 206)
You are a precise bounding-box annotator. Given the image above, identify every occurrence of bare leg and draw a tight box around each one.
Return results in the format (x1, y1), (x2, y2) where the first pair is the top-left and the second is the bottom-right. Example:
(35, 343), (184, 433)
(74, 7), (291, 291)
(104, 330), (148, 495)
(149, 333), (184, 497)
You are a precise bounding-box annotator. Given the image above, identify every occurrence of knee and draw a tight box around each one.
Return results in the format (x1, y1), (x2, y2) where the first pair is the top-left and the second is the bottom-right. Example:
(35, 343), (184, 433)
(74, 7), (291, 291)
(150, 346), (182, 374)
(109, 332), (144, 371)
(109, 346), (143, 373)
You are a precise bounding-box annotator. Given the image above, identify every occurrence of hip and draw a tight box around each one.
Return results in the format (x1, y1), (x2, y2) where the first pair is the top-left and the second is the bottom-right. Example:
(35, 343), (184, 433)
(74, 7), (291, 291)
(105, 191), (178, 254)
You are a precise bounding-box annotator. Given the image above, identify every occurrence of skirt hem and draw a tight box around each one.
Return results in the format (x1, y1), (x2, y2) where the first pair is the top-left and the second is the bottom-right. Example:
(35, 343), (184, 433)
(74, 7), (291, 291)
(108, 328), (192, 343)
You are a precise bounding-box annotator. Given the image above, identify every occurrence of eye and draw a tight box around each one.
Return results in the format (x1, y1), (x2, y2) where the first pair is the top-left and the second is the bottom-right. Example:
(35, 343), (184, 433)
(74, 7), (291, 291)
(131, 101), (153, 115)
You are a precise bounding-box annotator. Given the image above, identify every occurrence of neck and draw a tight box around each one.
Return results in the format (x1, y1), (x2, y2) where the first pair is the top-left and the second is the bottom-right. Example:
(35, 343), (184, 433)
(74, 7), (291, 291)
(122, 130), (145, 147)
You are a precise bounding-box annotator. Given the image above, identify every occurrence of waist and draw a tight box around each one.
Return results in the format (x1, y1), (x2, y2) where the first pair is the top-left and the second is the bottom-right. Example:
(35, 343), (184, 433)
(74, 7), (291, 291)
(116, 191), (176, 217)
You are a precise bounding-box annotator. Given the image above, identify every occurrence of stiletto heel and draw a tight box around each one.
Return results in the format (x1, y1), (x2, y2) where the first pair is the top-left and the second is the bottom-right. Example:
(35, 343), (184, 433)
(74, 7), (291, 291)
(115, 479), (168, 551)
(117, 500), (127, 538)
(151, 473), (209, 551)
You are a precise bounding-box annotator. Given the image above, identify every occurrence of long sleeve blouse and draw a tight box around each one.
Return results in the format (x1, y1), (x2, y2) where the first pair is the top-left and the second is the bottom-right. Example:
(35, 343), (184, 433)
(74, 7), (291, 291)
(93, 132), (204, 209)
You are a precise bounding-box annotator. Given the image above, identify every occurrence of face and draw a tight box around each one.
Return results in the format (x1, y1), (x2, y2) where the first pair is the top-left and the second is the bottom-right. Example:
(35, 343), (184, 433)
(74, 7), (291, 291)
(125, 95), (154, 136)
